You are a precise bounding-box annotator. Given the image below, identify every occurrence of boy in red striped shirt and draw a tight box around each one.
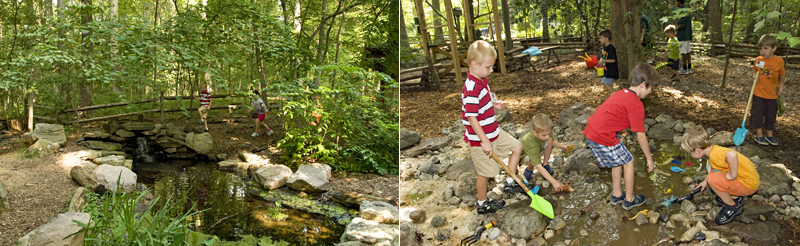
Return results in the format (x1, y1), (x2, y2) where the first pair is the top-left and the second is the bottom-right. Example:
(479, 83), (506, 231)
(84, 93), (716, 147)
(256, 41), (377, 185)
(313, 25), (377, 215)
(196, 83), (211, 132)
(462, 40), (524, 214)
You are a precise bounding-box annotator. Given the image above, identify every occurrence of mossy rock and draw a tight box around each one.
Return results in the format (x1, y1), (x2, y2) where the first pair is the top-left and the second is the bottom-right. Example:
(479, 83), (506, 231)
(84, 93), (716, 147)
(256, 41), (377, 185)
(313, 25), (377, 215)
(247, 183), (353, 225)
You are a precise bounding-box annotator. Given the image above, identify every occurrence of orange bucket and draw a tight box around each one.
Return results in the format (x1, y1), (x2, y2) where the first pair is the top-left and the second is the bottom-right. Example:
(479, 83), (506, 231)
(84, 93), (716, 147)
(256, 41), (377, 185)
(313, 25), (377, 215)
(594, 65), (605, 76)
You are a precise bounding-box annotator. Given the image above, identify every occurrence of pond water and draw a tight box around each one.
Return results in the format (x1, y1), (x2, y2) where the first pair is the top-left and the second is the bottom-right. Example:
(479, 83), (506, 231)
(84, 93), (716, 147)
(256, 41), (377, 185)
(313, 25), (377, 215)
(133, 160), (345, 245)
(547, 140), (706, 245)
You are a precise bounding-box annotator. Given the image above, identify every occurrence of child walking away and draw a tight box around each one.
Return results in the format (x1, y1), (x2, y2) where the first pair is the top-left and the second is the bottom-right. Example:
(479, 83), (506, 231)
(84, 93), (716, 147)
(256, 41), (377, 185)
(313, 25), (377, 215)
(681, 126), (759, 224)
(250, 90), (272, 137)
(196, 83), (211, 132)
(751, 34), (785, 146)
(462, 40), (525, 214)
(583, 63), (659, 210)
(520, 114), (570, 192)
(597, 29), (619, 95)
(662, 25), (680, 82)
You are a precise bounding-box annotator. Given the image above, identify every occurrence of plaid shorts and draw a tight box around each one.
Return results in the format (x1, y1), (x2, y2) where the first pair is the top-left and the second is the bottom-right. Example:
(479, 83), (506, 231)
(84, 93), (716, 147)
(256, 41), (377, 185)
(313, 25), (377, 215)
(586, 138), (633, 168)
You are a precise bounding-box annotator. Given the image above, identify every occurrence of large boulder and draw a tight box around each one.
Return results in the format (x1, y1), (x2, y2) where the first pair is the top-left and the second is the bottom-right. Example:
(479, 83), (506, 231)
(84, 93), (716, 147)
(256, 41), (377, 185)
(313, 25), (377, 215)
(558, 102), (588, 127)
(709, 220), (780, 245)
(454, 172), (484, 197)
(115, 129), (135, 138)
(95, 155), (127, 168)
(287, 163), (332, 193)
(28, 139), (59, 155)
(709, 131), (734, 147)
(93, 164), (137, 193)
(82, 140), (123, 151)
(185, 132), (214, 155)
(495, 201), (548, 240)
(121, 122), (155, 131)
(0, 180), (7, 214)
(399, 128), (421, 150)
(31, 123), (67, 147)
(156, 136), (186, 148)
(563, 148), (600, 175)
(252, 165), (293, 190)
(647, 124), (675, 141)
(446, 158), (475, 180)
(402, 137), (451, 157)
(14, 212), (90, 246)
(339, 218), (398, 246)
(360, 201), (399, 224)
(217, 160), (249, 171)
(757, 164), (793, 196)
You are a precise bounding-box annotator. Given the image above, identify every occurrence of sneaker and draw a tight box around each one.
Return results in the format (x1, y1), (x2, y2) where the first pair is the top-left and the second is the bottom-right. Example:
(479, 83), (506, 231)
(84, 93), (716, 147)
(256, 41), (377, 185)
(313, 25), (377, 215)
(715, 196), (744, 207)
(523, 168), (534, 182)
(610, 193), (626, 205)
(679, 68), (688, 75)
(204, 128), (209, 132)
(754, 137), (769, 146)
(503, 181), (524, 193)
(542, 164), (554, 175)
(715, 199), (744, 224)
(622, 193), (646, 210)
(477, 199), (506, 214)
(197, 119), (205, 125)
(252, 132), (259, 137)
(766, 136), (778, 146)
(267, 129), (273, 136)
(687, 68), (693, 74)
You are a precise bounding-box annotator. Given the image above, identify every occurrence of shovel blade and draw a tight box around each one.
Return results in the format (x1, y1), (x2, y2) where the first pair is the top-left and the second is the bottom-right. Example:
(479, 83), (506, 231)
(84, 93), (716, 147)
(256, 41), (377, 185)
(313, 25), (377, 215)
(527, 191), (554, 219)
(733, 127), (748, 146)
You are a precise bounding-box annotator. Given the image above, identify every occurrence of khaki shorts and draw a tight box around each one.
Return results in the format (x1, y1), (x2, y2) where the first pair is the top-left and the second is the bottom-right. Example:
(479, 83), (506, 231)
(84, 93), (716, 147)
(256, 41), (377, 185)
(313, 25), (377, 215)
(470, 130), (521, 177)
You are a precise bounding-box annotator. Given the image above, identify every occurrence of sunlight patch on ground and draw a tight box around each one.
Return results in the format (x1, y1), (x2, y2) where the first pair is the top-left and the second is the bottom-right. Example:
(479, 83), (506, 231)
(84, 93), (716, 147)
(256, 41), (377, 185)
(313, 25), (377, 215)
(504, 97), (543, 108)
(661, 87), (721, 108)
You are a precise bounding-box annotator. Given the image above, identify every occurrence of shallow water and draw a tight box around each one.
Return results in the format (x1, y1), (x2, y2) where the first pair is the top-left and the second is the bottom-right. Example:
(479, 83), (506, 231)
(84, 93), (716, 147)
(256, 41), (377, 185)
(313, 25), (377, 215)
(134, 160), (345, 245)
(546, 140), (705, 245)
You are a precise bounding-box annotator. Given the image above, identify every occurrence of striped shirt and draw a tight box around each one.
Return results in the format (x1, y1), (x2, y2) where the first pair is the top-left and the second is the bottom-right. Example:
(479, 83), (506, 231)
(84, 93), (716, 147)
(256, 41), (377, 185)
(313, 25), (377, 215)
(199, 90), (211, 106)
(462, 72), (499, 146)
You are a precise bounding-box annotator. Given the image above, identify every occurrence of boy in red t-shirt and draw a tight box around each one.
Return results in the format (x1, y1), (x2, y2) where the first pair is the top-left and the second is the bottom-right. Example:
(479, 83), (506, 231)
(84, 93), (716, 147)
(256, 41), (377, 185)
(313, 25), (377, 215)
(751, 34), (785, 146)
(583, 63), (659, 210)
(462, 40), (524, 214)
(195, 83), (211, 132)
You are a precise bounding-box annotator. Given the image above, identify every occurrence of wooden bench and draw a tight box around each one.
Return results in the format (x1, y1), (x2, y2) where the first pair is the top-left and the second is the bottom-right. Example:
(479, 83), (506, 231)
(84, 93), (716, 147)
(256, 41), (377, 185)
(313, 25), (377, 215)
(539, 46), (561, 63)
(510, 53), (537, 72)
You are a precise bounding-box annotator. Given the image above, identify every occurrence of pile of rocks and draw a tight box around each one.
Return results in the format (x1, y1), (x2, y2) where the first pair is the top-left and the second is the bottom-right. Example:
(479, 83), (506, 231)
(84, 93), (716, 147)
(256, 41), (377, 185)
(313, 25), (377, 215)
(77, 121), (214, 157)
(339, 201), (400, 246)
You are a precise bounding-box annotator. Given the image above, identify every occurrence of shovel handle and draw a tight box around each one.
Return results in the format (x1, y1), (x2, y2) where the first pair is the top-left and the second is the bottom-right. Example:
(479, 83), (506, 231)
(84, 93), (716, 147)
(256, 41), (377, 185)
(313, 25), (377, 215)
(491, 153), (531, 193)
(743, 75), (759, 124)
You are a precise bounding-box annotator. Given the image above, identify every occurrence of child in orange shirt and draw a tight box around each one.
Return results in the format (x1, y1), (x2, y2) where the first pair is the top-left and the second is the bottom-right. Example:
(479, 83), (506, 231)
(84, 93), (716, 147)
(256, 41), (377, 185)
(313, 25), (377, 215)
(751, 34), (785, 146)
(682, 126), (759, 225)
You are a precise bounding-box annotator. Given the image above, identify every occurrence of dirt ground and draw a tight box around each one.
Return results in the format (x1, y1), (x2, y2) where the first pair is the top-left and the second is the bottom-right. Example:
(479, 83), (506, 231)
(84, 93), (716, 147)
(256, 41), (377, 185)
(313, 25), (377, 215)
(0, 114), (398, 246)
(400, 53), (800, 170)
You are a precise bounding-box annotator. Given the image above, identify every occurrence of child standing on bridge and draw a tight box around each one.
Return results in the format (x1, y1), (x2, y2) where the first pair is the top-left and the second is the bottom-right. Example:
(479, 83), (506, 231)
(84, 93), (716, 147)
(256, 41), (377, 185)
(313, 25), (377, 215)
(462, 40), (524, 214)
(583, 63), (659, 210)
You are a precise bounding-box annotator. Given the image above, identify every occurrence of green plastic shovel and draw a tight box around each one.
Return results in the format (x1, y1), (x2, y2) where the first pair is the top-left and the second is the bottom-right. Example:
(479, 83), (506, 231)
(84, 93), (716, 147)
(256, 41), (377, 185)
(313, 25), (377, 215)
(491, 153), (554, 219)
(734, 76), (759, 146)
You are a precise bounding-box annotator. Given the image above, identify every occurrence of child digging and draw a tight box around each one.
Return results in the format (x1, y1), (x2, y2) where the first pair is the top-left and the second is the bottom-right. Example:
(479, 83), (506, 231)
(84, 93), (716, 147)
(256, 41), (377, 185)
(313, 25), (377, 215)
(462, 40), (525, 214)
(584, 63), (659, 210)
(681, 126), (759, 224)
(520, 114), (570, 192)
(662, 25), (681, 82)
(751, 34), (785, 146)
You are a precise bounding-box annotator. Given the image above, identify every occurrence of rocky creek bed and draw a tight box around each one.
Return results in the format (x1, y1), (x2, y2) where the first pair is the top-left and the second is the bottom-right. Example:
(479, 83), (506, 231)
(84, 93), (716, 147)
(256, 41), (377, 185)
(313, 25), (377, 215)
(400, 103), (796, 246)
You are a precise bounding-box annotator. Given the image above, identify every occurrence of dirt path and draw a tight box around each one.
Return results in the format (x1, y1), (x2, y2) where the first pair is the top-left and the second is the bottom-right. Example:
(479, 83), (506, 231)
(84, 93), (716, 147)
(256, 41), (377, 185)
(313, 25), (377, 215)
(400, 54), (800, 170)
(0, 115), (398, 246)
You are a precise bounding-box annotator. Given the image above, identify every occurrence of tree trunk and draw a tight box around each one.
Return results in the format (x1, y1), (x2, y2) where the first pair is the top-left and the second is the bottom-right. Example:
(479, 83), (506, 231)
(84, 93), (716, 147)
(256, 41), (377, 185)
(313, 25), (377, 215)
(432, 0), (443, 43)
(280, 0), (291, 27)
(313, 0), (329, 88)
(707, 0), (723, 55)
(400, 9), (410, 49)
(79, 0), (94, 116)
(721, 0), (739, 88)
(110, 0), (122, 93)
(744, 1), (756, 43)
(577, 0), (590, 43)
(502, 0), (512, 48)
(542, 3), (550, 41)
(610, 0), (641, 80)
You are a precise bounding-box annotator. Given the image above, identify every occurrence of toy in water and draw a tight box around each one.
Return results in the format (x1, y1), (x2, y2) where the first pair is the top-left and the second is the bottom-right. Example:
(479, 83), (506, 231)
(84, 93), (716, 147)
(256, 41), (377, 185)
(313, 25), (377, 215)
(461, 221), (495, 246)
(565, 145), (576, 154)
(553, 181), (576, 193)
(670, 166), (686, 173)
(628, 209), (650, 220)
(664, 185), (673, 194)
(666, 187), (703, 206)
(671, 160), (682, 165)
(685, 161), (694, 166)
(661, 195), (678, 207)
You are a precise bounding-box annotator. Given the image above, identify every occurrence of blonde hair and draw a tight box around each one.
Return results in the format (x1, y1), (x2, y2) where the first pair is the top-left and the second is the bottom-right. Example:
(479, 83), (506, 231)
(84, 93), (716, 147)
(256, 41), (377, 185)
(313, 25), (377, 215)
(532, 114), (553, 132)
(664, 25), (676, 34)
(758, 34), (779, 48)
(466, 40), (497, 65)
(681, 126), (711, 153)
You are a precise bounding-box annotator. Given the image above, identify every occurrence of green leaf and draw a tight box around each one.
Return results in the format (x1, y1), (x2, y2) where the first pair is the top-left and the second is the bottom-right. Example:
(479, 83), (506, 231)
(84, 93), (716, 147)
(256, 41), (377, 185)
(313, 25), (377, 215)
(659, 17), (669, 23)
(774, 31), (792, 40)
(766, 11), (781, 19)
(789, 37), (800, 47)
(157, 65), (166, 70)
(754, 20), (765, 32)
(184, 62), (193, 66)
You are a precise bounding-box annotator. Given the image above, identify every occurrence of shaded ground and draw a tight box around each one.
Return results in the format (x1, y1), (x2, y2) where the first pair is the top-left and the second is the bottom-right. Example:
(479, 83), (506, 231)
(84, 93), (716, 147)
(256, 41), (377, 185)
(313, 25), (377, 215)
(0, 114), (398, 246)
(400, 53), (800, 170)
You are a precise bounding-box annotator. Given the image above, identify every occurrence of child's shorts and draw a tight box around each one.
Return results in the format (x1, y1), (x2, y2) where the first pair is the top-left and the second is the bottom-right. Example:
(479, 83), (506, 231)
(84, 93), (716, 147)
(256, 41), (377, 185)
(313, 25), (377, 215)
(601, 77), (614, 85)
(679, 41), (691, 54)
(668, 58), (680, 70)
(707, 171), (758, 197)
(586, 138), (633, 168)
(470, 130), (521, 177)
(258, 113), (266, 121)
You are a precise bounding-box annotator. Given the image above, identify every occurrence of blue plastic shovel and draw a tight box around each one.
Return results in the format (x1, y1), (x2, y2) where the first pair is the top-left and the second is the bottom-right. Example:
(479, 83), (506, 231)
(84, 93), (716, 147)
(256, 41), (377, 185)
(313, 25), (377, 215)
(734, 76), (759, 146)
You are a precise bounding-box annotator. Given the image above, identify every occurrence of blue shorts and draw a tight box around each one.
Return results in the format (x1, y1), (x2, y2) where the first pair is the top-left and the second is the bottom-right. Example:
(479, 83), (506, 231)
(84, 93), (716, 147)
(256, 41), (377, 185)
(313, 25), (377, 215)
(586, 138), (633, 168)
(668, 58), (680, 71)
(601, 77), (614, 85)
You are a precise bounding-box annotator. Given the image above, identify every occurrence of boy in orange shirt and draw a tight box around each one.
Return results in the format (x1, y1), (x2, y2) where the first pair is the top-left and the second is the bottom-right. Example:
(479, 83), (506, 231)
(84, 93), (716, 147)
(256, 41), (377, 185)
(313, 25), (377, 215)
(751, 34), (785, 146)
(681, 126), (759, 224)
